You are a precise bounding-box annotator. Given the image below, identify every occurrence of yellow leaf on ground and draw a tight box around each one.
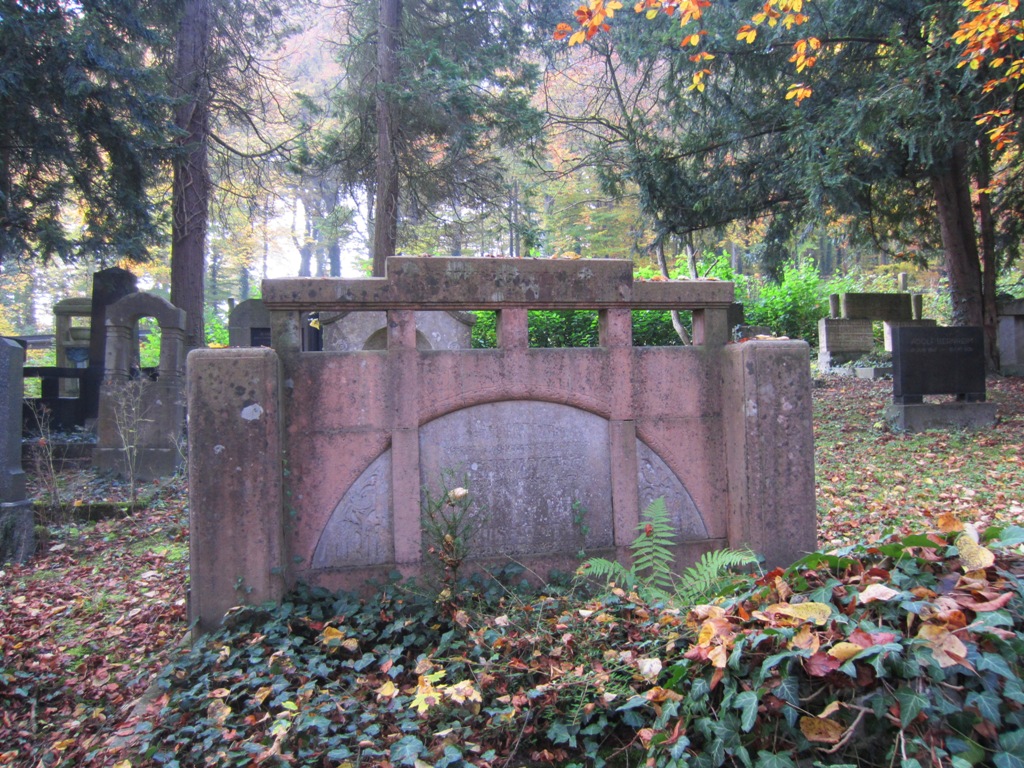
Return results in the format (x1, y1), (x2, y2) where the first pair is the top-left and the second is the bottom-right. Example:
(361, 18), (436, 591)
(789, 625), (820, 653)
(956, 533), (995, 571)
(819, 701), (842, 719)
(799, 715), (845, 744)
(375, 680), (398, 700)
(827, 642), (864, 662)
(767, 602), (832, 625)
(636, 657), (663, 682)
(320, 626), (345, 643)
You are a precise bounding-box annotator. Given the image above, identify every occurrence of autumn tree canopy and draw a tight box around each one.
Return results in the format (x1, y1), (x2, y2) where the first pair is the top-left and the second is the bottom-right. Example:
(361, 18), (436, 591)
(553, 0), (1023, 367)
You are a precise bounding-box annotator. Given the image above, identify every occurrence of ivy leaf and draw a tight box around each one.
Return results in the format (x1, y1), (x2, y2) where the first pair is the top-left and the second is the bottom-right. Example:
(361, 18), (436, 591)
(895, 688), (929, 729)
(978, 652), (1016, 679)
(967, 690), (1002, 726)
(390, 735), (426, 766)
(547, 720), (577, 747)
(756, 750), (798, 768)
(995, 754), (1024, 768)
(734, 690), (759, 732)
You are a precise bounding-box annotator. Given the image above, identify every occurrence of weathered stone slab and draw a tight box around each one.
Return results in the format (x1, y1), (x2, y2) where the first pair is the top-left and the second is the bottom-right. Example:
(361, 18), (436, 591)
(817, 318), (873, 368)
(892, 326), (986, 403)
(723, 340), (817, 568)
(883, 319), (937, 351)
(997, 299), (1024, 376)
(0, 339), (26, 504)
(187, 348), (285, 633)
(418, 401), (615, 557)
(228, 299), (271, 348)
(884, 402), (997, 433)
(95, 293), (187, 480)
(322, 310), (475, 351)
(840, 292), (912, 321)
(262, 257), (735, 311)
(313, 452), (394, 568)
(0, 338), (32, 564)
(310, 401), (708, 571)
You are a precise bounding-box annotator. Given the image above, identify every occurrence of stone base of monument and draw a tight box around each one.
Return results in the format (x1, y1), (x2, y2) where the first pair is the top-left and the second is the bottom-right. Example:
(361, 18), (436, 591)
(854, 366), (892, 380)
(884, 402), (997, 433)
(0, 499), (35, 564)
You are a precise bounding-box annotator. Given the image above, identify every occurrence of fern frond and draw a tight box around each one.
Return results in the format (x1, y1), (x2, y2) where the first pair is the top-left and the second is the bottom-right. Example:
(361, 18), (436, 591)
(631, 498), (677, 598)
(676, 548), (759, 606)
(579, 556), (634, 589)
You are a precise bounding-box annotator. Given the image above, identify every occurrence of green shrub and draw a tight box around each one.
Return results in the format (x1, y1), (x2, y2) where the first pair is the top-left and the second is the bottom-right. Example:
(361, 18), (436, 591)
(744, 260), (829, 344)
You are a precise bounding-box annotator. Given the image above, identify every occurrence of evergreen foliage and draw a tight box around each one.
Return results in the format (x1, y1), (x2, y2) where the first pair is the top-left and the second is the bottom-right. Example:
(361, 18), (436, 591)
(320, 0), (562, 256)
(0, 0), (170, 262)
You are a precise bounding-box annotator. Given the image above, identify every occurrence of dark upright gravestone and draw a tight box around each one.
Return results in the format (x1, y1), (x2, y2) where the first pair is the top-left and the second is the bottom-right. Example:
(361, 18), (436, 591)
(892, 326), (986, 404)
(82, 267), (138, 423)
(0, 338), (33, 564)
(886, 326), (995, 432)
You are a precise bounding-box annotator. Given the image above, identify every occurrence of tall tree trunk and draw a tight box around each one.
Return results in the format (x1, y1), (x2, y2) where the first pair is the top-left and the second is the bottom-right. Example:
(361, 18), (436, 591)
(976, 139), (1000, 371)
(372, 0), (400, 276)
(171, 0), (211, 351)
(930, 143), (994, 368)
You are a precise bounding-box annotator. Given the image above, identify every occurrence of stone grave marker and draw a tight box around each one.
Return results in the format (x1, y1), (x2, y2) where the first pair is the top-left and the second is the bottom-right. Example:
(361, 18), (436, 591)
(0, 338), (33, 564)
(885, 326), (995, 432)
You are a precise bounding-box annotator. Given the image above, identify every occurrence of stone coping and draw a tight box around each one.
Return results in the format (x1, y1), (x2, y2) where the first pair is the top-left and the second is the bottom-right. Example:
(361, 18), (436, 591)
(262, 257), (735, 311)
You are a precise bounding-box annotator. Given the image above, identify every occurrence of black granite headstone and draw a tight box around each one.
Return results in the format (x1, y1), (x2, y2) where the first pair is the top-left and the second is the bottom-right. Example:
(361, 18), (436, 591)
(250, 327), (272, 348)
(82, 267), (138, 421)
(892, 326), (986, 404)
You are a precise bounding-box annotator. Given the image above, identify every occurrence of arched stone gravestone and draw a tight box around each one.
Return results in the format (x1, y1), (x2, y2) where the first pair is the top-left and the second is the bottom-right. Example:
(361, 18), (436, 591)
(94, 293), (187, 480)
(322, 310), (476, 351)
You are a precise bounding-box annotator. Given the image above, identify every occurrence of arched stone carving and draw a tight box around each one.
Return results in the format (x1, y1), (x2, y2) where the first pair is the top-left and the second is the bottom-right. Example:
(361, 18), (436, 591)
(312, 400), (707, 570)
(94, 292), (187, 479)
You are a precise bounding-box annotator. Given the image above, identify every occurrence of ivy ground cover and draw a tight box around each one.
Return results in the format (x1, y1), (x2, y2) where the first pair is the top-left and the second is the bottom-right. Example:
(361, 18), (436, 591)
(1, 375), (1023, 767)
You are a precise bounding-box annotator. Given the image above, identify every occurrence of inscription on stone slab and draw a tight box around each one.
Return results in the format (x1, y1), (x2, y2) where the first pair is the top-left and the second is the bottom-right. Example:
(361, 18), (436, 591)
(312, 452), (394, 568)
(892, 326), (986, 403)
(311, 401), (708, 570)
(418, 402), (615, 557)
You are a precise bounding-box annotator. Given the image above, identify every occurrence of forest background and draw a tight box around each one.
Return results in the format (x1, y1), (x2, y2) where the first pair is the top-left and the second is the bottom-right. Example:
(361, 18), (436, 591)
(2, 0), (1024, 364)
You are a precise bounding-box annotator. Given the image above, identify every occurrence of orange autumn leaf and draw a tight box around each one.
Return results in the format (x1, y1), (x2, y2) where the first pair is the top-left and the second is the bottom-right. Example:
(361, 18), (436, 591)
(937, 512), (962, 533)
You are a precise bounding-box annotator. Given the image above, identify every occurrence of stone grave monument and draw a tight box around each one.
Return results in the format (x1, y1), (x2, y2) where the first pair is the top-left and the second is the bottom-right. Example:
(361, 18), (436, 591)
(94, 293), (187, 479)
(187, 257), (818, 632)
(0, 339), (33, 564)
(228, 299), (272, 348)
(818, 290), (936, 373)
(884, 326), (997, 432)
(997, 298), (1024, 377)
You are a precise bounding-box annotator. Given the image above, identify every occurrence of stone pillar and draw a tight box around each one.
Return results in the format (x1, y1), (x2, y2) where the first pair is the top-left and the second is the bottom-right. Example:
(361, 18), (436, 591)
(188, 348), (285, 633)
(722, 340), (817, 568)
(388, 310), (421, 566)
(829, 294), (841, 318)
(0, 339), (33, 564)
(600, 309), (640, 553)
